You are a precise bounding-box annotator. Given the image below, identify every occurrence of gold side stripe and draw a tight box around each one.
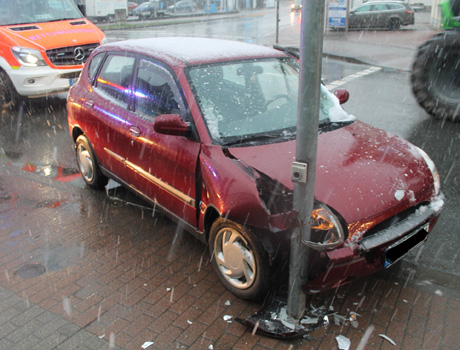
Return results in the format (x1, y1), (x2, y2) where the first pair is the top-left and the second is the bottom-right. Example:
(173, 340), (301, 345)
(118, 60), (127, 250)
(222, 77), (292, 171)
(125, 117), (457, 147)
(104, 148), (195, 207)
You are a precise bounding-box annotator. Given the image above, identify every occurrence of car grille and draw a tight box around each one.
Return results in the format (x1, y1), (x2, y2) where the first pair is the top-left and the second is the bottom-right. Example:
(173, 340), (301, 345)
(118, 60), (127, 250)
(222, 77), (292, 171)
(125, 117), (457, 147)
(363, 202), (427, 239)
(46, 43), (100, 66)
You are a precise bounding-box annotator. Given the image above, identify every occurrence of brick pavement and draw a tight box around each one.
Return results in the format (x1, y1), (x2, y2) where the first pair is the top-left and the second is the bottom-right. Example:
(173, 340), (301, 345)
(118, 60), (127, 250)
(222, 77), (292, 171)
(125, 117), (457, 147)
(1, 158), (460, 350)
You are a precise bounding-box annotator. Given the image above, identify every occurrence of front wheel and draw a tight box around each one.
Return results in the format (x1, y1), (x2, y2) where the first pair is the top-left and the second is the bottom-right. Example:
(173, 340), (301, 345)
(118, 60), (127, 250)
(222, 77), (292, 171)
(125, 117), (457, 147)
(75, 135), (108, 189)
(209, 218), (270, 300)
(0, 70), (19, 109)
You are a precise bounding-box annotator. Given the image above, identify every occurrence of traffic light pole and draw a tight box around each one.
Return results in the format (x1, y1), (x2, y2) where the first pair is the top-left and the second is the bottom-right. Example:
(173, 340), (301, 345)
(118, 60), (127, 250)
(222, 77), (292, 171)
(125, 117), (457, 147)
(287, 0), (325, 320)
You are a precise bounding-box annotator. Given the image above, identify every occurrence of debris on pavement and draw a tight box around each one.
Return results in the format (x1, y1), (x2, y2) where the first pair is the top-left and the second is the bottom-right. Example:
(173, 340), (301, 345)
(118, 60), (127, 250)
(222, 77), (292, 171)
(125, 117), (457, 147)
(336, 335), (351, 350)
(141, 341), (154, 349)
(379, 334), (396, 346)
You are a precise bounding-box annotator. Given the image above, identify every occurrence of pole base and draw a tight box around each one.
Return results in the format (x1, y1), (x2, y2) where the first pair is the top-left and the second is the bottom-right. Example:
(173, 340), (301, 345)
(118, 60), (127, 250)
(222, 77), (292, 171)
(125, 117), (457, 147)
(235, 296), (329, 339)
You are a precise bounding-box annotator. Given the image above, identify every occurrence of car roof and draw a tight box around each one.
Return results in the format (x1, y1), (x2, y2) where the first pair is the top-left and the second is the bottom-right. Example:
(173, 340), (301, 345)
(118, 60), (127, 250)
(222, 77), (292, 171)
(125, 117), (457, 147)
(99, 37), (287, 67)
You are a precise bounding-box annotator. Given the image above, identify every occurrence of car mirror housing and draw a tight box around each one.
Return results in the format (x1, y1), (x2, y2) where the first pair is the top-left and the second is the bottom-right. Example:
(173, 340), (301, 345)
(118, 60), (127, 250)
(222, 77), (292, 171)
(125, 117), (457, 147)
(154, 114), (190, 136)
(334, 88), (350, 104)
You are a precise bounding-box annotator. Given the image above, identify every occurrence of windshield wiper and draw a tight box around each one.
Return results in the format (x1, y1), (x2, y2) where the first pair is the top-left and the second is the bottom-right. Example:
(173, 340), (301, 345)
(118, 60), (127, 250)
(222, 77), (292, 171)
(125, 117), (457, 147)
(222, 130), (295, 147)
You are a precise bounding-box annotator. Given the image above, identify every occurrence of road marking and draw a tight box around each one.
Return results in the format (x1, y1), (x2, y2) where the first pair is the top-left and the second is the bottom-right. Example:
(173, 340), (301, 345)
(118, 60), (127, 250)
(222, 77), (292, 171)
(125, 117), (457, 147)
(325, 66), (382, 90)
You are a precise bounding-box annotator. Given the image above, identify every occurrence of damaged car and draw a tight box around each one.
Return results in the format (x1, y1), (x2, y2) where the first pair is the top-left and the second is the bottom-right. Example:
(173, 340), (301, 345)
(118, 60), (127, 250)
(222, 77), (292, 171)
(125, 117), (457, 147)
(67, 37), (444, 300)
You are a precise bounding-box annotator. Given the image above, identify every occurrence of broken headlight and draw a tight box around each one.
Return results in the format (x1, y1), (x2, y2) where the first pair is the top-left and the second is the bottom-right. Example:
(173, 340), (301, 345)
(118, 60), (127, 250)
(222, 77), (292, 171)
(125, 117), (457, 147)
(304, 203), (346, 251)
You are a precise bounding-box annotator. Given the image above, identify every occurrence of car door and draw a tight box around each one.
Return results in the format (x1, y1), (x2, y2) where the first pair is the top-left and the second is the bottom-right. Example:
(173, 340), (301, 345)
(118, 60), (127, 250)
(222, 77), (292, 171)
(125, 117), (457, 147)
(125, 58), (200, 226)
(372, 3), (389, 28)
(89, 53), (136, 183)
(349, 4), (372, 28)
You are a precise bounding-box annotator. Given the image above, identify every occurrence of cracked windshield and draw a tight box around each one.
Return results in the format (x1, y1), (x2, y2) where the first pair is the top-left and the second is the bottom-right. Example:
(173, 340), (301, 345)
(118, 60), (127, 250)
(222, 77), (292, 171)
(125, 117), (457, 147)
(0, 0), (459, 348)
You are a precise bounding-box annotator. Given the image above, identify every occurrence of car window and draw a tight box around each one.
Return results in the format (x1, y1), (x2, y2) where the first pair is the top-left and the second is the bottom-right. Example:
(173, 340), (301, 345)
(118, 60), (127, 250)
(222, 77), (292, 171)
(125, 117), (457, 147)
(96, 54), (135, 106)
(372, 4), (388, 11)
(88, 53), (105, 84)
(387, 3), (404, 9)
(355, 4), (372, 12)
(134, 59), (183, 119)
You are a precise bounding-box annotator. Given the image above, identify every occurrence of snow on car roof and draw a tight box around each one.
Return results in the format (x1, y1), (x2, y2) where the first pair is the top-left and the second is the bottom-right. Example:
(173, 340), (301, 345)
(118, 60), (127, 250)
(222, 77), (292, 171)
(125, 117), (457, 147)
(105, 37), (286, 66)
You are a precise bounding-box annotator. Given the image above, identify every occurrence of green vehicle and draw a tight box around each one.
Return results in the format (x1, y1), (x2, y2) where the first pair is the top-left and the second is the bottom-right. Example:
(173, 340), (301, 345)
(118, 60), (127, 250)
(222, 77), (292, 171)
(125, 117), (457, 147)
(411, 0), (460, 121)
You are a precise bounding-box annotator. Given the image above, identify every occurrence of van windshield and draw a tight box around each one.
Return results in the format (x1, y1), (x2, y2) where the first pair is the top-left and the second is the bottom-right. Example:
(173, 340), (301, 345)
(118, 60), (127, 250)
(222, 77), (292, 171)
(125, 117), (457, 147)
(0, 0), (83, 26)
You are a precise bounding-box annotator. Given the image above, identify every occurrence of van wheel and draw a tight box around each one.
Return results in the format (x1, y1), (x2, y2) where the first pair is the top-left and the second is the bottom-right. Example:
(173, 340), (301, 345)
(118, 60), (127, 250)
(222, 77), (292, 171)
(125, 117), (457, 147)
(209, 218), (270, 300)
(0, 71), (19, 109)
(75, 135), (108, 189)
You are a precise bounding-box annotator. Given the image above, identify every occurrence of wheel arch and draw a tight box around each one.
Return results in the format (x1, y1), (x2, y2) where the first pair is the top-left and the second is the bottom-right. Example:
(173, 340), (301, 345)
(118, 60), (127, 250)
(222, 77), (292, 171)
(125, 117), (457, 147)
(71, 126), (85, 144)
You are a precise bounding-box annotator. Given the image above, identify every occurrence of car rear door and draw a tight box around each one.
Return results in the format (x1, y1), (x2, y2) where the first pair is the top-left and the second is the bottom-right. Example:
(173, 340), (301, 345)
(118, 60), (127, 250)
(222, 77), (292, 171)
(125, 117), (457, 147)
(125, 58), (200, 226)
(81, 53), (136, 182)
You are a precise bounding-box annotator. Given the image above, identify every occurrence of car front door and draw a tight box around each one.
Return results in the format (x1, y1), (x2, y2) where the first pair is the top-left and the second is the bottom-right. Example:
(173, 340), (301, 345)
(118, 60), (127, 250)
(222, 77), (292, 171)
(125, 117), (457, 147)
(125, 58), (200, 226)
(349, 4), (372, 28)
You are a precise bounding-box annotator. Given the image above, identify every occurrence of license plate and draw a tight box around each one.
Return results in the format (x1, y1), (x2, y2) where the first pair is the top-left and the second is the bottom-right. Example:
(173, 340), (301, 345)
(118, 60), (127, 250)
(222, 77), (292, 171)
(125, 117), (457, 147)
(384, 223), (429, 268)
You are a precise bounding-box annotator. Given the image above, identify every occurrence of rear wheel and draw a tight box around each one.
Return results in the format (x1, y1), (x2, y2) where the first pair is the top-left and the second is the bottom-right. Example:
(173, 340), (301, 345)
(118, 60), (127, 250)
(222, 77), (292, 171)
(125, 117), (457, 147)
(411, 32), (460, 121)
(75, 135), (108, 189)
(388, 18), (400, 31)
(209, 218), (270, 300)
(0, 70), (19, 109)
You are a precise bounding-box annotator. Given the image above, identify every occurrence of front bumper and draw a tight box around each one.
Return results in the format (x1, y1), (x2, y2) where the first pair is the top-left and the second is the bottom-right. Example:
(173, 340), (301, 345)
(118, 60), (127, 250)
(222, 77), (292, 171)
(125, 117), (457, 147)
(302, 194), (445, 293)
(8, 65), (82, 98)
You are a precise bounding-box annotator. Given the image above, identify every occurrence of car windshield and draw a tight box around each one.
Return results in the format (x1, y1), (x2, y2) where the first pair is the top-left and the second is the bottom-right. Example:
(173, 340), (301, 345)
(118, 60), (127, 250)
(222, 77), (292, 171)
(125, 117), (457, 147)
(0, 0), (83, 26)
(188, 57), (355, 146)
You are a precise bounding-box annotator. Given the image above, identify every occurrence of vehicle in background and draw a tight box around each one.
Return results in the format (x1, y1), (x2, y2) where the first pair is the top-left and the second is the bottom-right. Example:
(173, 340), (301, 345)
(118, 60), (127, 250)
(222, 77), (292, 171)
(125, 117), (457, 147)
(348, 1), (415, 30)
(67, 37), (444, 300)
(128, 1), (139, 15)
(74, 0), (128, 22)
(411, 0), (460, 121)
(291, 0), (301, 11)
(410, 2), (425, 11)
(133, 1), (166, 19)
(167, 0), (197, 13)
(0, 0), (106, 109)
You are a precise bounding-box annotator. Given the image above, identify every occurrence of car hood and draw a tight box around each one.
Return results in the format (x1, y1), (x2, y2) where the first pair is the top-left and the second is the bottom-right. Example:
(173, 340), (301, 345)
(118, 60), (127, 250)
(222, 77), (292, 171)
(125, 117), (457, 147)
(228, 121), (434, 224)
(1, 21), (104, 50)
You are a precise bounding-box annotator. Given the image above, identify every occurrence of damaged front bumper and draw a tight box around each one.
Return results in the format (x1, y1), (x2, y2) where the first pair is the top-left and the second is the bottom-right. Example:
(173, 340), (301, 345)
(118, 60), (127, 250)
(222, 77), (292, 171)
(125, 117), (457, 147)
(302, 194), (445, 293)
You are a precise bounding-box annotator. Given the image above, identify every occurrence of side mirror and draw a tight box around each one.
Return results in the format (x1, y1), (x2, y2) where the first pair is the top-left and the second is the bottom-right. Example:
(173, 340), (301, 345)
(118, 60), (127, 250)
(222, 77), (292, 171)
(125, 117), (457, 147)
(154, 114), (190, 136)
(334, 88), (350, 105)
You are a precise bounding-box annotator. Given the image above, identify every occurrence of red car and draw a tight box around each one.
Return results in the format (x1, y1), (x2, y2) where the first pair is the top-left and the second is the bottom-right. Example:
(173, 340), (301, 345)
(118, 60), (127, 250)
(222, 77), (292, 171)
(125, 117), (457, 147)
(67, 38), (444, 300)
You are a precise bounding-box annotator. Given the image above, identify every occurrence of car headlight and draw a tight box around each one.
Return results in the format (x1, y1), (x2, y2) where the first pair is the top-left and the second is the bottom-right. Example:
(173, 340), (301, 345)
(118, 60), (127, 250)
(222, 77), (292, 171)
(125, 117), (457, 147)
(304, 202), (346, 251)
(11, 47), (47, 67)
(416, 146), (441, 196)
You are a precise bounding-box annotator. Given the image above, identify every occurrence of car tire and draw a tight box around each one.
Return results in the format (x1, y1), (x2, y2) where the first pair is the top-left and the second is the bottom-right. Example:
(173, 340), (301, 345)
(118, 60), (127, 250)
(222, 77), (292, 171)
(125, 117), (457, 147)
(75, 135), (108, 189)
(388, 18), (400, 31)
(209, 218), (270, 300)
(411, 32), (460, 121)
(0, 70), (19, 110)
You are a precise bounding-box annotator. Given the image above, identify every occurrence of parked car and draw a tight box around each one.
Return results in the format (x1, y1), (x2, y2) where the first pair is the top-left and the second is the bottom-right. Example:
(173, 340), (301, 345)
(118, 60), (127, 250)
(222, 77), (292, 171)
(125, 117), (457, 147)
(67, 37), (444, 300)
(349, 1), (415, 30)
(291, 0), (302, 11)
(128, 1), (139, 15)
(167, 0), (197, 13)
(133, 1), (165, 19)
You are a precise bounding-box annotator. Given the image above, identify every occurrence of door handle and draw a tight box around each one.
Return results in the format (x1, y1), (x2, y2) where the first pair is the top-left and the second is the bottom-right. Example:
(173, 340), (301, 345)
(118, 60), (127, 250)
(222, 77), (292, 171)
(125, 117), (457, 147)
(84, 100), (94, 108)
(129, 126), (141, 137)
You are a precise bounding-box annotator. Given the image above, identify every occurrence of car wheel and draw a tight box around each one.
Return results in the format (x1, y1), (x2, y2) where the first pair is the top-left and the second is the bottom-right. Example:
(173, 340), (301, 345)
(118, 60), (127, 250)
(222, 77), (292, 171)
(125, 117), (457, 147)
(209, 218), (270, 300)
(388, 18), (400, 31)
(75, 135), (108, 189)
(0, 70), (19, 109)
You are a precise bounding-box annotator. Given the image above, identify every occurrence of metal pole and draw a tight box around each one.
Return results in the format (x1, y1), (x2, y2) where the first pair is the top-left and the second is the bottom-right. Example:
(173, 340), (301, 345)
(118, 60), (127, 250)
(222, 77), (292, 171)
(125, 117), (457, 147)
(287, 0), (325, 320)
(276, 0), (280, 44)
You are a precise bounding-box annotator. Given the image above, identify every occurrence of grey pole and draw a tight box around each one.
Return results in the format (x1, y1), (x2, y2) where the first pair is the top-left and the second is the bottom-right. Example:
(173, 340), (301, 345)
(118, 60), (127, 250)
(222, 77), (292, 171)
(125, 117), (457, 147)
(286, 0), (325, 320)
